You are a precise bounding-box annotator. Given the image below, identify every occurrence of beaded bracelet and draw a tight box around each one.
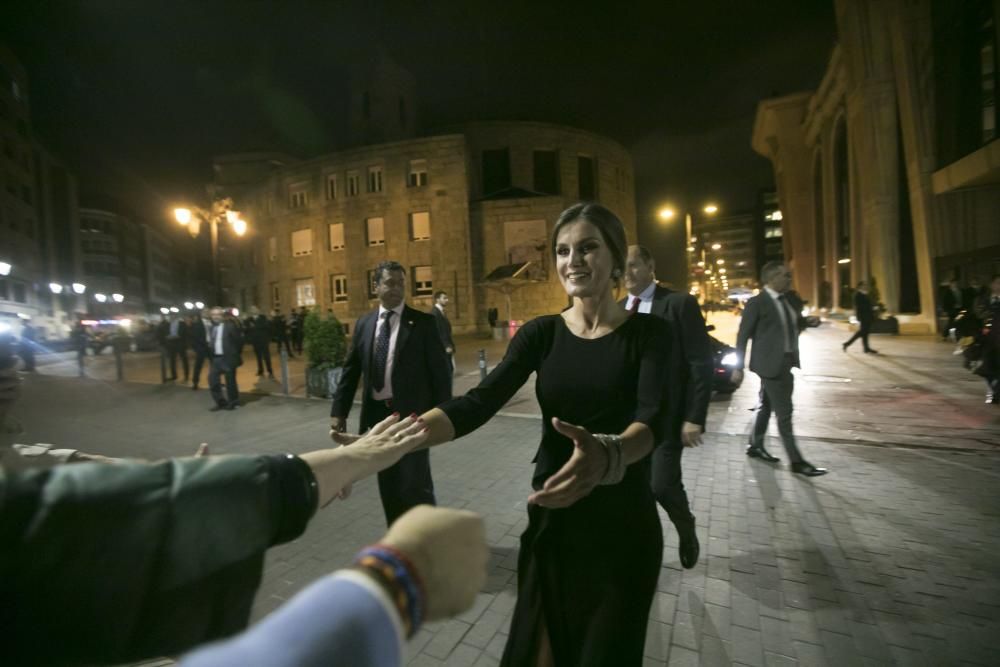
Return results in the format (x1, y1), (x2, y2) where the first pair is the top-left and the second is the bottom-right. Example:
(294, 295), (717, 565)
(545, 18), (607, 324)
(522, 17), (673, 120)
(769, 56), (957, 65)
(594, 433), (626, 485)
(354, 544), (426, 636)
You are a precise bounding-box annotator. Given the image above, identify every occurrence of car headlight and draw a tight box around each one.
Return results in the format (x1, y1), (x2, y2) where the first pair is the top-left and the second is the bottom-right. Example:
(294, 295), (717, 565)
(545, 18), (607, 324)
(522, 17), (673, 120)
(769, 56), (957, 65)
(721, 352), (738, 367)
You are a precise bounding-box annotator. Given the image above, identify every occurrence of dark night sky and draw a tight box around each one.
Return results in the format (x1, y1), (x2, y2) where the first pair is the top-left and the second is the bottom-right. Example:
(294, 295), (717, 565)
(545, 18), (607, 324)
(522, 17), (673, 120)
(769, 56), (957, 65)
(2, 0), (836, 286)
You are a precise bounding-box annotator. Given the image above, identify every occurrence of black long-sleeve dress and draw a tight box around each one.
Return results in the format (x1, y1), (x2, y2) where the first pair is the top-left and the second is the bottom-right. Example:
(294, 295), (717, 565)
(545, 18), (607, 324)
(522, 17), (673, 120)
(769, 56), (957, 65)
(440, 313), (671, 666)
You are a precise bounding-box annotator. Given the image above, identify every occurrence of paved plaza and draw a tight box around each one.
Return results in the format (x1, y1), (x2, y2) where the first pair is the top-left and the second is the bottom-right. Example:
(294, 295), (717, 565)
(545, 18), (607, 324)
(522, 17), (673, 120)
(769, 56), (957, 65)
(5, 316), (1000, 666)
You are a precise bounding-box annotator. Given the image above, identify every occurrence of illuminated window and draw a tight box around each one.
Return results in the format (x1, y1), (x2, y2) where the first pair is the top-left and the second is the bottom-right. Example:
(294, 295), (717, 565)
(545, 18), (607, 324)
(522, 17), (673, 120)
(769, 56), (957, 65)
(410, 211), (430, 241)
(291, 228), (313, 256)
(295, 278), (316, 306)
(412, 266), (433, 296)
(328, 223), (345, 251)
(366, 217), (385, 246)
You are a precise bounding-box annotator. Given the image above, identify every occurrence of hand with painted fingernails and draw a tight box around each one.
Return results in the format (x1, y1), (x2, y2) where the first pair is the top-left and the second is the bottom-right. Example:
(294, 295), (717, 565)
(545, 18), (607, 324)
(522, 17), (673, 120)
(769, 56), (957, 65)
(527, 417), (608, 509)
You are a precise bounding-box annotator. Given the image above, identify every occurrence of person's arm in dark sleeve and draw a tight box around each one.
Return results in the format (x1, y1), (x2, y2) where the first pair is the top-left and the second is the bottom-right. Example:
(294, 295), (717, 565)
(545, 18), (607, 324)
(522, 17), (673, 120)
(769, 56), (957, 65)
(437, 318), (545, 439)
(331, 323), (364, 419)
(630, 317), (671, 444)
(735, 298), (757, 370)
(678, 295), (714, 428)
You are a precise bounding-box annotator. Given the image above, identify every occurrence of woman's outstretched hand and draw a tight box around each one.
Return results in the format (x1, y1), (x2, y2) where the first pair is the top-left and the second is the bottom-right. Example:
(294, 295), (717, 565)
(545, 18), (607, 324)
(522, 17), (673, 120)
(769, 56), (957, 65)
(528, 417), (609, 508)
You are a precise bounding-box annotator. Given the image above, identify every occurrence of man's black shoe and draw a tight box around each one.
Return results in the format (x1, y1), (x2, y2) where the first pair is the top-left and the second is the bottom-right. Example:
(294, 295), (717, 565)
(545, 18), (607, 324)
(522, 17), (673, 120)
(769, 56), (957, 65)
(223, 404), (236, 411)
(678, 519), (700, 569)
(268, 373), (276, 380)
(791, 462), (828, 477)
(842, 342), (848, 352)
(209, 405), (225, 412)
(864, 349), (879, 354)
(191, 385), (198, 391)
(747, 446), (780, 463)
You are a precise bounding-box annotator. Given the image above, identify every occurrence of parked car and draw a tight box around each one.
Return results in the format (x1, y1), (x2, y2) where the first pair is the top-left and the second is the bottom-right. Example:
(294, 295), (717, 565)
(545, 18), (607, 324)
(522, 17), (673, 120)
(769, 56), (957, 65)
(706, 325), (742, 393)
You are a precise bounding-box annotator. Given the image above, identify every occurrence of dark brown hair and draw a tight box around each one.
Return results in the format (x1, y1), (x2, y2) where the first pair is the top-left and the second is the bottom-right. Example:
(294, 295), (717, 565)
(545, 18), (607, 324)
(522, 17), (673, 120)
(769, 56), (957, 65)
(550, 203), (628, 278)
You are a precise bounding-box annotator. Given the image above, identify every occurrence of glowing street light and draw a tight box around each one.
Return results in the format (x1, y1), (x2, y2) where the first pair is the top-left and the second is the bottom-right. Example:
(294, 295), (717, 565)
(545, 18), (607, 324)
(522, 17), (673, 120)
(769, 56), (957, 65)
(703, 204), (719, 214)
(94, 293), (107, 303)
(172, 197), (248, 304)
(837, 258), (851, 264)
(658, 207), (676, 222)
(49, 283), (63, 294)
(195, 301), (205, 309)
(184, 301), (195, 310)
(711, 243), (722, 250)
(232, 217), (247, 237)
(160, 307), (170, 315)
(0, 262), (11, 276)
(112, 293), (124, 303)
(169, 306), (180, 313)
(716, 258), (725, 265)
(174, 208), (193, 225)
(72, 283), (86, 294)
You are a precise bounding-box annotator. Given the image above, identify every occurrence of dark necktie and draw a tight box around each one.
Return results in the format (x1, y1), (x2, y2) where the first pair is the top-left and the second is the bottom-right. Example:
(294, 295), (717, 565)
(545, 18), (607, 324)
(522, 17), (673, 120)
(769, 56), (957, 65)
(372, 311), (394, 392)
(777, 294), (796, 352)
(629, 298), (640, 313)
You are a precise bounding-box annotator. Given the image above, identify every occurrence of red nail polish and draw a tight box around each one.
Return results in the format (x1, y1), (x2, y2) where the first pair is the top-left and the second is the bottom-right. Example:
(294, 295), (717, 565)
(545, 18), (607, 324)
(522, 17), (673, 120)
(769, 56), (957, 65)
(422, 426), (429, 432)
(409, 412), (417, 418)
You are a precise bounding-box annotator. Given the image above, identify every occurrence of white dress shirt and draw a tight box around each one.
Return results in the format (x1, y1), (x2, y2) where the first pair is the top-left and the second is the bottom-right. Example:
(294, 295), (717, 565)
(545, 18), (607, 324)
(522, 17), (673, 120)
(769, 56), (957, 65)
(764, 286), (797, 353)
(202, 318), (212, 345)
(372, 303), (405, 401)
(625, 281), (657, 314)
(213, 322), (225, 355)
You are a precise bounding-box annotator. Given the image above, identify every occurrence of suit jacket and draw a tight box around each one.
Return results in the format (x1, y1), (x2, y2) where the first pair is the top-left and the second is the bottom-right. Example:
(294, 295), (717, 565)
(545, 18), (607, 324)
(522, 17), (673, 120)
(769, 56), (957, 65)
(167, 320), (189, 349)
(432, 307), (454, 352)
(331, 305), (451, 428)
(853, 291), (874, 324)
(210, 320), (243, 367)
(189, 319), (210, 355)
(621, 285), (713, 447)
(736, 291), (806, 378)
(156, 320), (170, 346)
(250, 315), (272, 346)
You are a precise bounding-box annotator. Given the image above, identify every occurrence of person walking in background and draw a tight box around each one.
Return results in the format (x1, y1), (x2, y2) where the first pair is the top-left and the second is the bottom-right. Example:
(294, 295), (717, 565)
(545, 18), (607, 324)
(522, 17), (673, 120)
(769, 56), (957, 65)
(272, 309), (294, 358)
(733, 261), (828, 477)
(189, 308), (212, 390)
(207, 307), (243, 411)
(432, 290), (456, 380)
(250, 307), (274, 379)
(329, 260), (451, 526)
(843, 280), (878, 354)
(974, 274), (1000, 404)
(941, 278), (963, 340)
(166, 313), (190, 382)
(291, 307), (306, 354)
(622, 244), (712, 569)
(70, 319), (88, 377)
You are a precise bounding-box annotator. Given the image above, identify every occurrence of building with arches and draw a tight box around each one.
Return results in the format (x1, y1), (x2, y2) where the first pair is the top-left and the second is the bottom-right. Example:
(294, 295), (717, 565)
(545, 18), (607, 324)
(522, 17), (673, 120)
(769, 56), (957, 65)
(752, 0), (1000, 333)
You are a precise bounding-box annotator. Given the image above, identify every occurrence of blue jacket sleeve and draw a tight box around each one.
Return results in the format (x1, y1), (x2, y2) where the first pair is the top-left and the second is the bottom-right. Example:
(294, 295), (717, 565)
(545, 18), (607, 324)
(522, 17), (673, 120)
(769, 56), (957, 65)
(180, 572), (403, 667)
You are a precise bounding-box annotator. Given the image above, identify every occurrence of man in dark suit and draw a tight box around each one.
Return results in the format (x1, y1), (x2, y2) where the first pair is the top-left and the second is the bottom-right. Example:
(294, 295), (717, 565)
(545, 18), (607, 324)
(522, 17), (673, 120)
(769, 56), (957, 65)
(272, 310), (294, 358)
(432, 290), (455, 382)
(842, 280), (878, 354)
(941, 279), (963, 340)
(165, 314), (190, 382)
(189, 308), (212, 390)
(622, 245), (713, 569)
(329, 260), (452, 525)
(249, 307), (275, 379)
(207, 307), (243, 411)
(733, 262), (827, 476)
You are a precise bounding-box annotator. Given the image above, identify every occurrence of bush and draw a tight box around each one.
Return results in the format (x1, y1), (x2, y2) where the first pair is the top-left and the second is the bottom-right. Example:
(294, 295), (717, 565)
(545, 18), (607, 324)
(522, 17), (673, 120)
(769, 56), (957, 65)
(304, 311), (347, 370)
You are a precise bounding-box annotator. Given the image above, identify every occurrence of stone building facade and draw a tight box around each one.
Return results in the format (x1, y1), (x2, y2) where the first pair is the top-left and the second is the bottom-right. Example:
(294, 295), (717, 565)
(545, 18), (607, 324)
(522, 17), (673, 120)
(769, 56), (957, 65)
(216, 121), (636, 334)
(752, 0), (1000, 334)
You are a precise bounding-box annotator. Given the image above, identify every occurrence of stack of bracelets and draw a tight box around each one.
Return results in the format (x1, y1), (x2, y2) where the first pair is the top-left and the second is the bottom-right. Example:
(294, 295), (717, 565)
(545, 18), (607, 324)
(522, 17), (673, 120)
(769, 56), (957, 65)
(354, 544), (427, 638)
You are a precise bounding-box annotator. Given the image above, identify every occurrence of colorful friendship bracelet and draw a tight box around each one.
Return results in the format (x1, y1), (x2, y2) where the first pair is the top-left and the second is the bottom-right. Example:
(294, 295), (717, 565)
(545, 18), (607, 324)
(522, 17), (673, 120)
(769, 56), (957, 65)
(354, 545), (426, 636)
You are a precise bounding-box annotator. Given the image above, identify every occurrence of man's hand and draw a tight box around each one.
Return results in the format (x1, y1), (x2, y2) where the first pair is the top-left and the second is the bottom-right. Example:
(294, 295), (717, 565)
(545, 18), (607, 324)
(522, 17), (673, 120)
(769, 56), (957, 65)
(382, 505), (487, 621)
(528, 418), (608, 508)
(731, 369), (744, 385)
(680, 422), (703, 448)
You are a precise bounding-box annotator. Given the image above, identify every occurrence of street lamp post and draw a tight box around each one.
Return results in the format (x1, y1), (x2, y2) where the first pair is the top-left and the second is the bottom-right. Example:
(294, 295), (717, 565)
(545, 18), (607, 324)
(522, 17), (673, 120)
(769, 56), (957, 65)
(658, 203), (720, 299)
(174, 198), (247, 306)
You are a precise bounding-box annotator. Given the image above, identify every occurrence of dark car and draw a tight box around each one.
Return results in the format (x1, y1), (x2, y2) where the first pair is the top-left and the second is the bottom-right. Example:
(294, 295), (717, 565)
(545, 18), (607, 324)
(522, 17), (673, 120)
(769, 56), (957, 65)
(706, 325), (742, 393)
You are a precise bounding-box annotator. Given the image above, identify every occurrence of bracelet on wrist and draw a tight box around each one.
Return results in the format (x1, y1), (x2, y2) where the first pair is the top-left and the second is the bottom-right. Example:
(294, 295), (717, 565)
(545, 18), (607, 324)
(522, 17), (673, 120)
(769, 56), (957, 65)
(593, 434), (626, 485)
(354, 544), (426, 636)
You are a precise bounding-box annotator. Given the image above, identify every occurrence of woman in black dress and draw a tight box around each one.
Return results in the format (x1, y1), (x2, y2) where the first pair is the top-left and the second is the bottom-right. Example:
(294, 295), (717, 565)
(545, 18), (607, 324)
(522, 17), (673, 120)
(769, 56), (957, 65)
(337, 203), (672, 665)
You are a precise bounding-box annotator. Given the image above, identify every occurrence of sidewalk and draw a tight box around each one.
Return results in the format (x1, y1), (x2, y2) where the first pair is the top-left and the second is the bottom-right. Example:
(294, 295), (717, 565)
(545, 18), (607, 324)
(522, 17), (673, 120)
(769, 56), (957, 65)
(8, 313), (1000, 666)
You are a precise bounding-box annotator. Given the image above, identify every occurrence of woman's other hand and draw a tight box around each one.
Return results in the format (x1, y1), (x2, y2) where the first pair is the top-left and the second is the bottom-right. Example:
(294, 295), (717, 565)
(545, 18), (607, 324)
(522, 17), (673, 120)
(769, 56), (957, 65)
(527, 417), (608, 508)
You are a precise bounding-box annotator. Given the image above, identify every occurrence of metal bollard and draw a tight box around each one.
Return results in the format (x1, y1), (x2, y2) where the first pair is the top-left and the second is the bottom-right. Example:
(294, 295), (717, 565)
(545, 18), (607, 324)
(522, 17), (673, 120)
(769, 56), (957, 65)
(114, 344), (124, 381)
(280, 348), (290, 395)
(478, 349), (487, 381)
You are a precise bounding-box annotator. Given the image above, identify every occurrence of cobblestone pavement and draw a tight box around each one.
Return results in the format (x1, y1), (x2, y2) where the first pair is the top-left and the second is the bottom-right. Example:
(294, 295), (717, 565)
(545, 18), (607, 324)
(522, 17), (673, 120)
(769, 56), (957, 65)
(7, 315), (1000, 666)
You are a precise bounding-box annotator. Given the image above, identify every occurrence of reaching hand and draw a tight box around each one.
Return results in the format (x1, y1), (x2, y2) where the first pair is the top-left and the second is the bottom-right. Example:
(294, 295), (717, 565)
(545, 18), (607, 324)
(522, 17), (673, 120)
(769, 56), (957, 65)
(382, 505), (487, 620)
(527, 417), (608, 508)
(680, 422), (703, 448)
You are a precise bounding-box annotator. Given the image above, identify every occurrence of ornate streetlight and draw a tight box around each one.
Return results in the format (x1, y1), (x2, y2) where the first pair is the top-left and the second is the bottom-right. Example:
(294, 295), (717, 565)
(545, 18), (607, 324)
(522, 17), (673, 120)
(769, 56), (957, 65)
(173, 197), (248, 306)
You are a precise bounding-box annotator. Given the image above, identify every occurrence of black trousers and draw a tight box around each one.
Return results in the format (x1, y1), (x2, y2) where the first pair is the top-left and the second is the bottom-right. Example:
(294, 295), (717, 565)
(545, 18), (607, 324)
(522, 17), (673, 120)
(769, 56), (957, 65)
(208, 356), (239, 407)
(363, 396), (436, 526)
(650, 444), (694, 529)
(751, 355), (805, 464)
(253, 342), (273, 375)
(275, 338), (294, 357)
(167, 340), (189, 380)
(191, 349), (211, 387)
(844, 320), (872, 350)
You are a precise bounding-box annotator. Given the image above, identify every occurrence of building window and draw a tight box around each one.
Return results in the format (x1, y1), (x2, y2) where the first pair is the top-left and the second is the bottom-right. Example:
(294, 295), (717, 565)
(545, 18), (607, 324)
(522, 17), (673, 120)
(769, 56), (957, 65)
(289, 185), (308, 209)
(533, 150), (559, 195)
(291, 228), (313, 257)
(765, 227), (783, 238)
(367, 165), (384, 193)
(410, 211), (430, 241)
(347, 171), (360, 196)
(366, 270), (379, 299)
(482, 148), (511, 195)
(330, 274), (348, 303)
(412, 266), (433, 296)
(366, 217), (385, 246)
(295, 278), (316, 306)
(328, 222), (345, 251)
(408, 159), (428, 187)
(578, 156), (596, 200)
(268, 237), (277, 262)
(326, 174), (338, 200)
(271, 283), (280, 310)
